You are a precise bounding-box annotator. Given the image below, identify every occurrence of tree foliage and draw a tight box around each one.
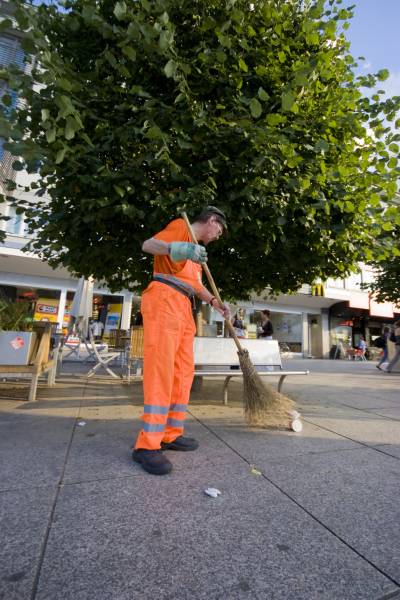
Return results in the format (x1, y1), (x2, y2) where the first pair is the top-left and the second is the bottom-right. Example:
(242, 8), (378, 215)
(362, 223), (400, 304)
(1, 0), (400, 298)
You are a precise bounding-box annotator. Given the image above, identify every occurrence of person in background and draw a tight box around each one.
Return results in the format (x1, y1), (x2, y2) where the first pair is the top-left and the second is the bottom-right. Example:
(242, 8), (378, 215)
(386, 320), (400, 373)
(90, 319), (104, 341)
(376, 326), (390, 370)
(133, 310), (143, 326)
(259, 309), (273, 340)
(132, 206), (230, 476)
(354, 335), (367, 360)
(232, 309), (246, 338)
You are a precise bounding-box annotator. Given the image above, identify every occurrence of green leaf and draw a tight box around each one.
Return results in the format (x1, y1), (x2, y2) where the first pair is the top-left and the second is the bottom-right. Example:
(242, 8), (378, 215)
(0, 18), (12, 32)
(266, 113), (285, 126)
(113, 1), (127, 20)
(41, 109), (50, 122)
(55, 95), (75, 118)
(64, 116), (81, 140)
(122, 46), (136, 61)
(249, 98), (262, 118)
(314, 139), (329, 153)
(238, 58), (248, 72)
(258, 87), (269, 101)
(114, 185), (125, 197)
(81, 132), (94, 147)
(58, 78), (73, 92)
(344, 201), (355, 212)
(146, 125), (163, 139)
(12, 160), (24, 171)
(46, 128), (56, 143)
(164, 59), (177, 78)
(282, 92), (295, 111)
(55, 148), (67, 164)
(377, 69), (389, 81)
(278, 51), (285, 64)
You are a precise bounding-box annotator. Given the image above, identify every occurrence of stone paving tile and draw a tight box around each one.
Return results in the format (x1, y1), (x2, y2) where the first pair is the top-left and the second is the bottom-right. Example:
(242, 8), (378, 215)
(0, 486), (55, 600)
(35, 457), (397, 600)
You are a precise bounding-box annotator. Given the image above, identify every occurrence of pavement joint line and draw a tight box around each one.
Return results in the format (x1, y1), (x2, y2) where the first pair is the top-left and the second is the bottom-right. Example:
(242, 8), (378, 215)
(0, 483), (56, 495)
(29, 376), (90, 600)
(189, 409), (400, 589)
(302, 418), (400, 462)
(338, 403), (400, 422)
(376, 590), (400, 600)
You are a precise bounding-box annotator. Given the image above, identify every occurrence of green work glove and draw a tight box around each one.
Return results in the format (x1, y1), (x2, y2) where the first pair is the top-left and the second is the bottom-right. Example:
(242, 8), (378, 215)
(169, 242), (207, 263)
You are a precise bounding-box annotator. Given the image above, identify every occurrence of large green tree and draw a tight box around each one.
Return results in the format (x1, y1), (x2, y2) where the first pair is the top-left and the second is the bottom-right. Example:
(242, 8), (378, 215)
(363, 222), (400, 305)
(1, 0), (400, 297)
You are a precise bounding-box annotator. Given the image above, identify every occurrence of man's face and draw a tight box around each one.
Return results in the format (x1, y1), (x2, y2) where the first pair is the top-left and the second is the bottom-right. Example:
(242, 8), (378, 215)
(203, 216), (223, 244)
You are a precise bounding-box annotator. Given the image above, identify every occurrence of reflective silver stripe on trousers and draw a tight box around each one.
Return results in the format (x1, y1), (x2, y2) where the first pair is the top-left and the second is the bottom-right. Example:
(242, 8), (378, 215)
(143, 423), (165, 433)
(144, 405), (169, 415)
(167, 417), (184, 428)
(170, 403), (187, 413)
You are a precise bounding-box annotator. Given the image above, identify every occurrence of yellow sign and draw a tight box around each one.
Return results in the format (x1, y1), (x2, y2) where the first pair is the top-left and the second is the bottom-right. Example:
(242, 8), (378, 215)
(34, 298), (59, 323)
(311, 284), (324, 297)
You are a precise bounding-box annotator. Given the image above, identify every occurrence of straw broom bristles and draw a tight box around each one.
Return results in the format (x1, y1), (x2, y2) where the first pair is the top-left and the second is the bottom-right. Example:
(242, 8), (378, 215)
(238, 349), (295, 428)
(181, 211), (296, 429)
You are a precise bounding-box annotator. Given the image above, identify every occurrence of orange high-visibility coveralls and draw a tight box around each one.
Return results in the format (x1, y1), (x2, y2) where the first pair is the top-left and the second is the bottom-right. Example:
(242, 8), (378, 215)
(135, 219), (203, 450)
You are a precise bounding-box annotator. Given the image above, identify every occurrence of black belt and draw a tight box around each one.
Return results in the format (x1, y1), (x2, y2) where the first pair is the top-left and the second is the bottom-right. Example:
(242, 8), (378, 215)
(153, 276), (195, 304)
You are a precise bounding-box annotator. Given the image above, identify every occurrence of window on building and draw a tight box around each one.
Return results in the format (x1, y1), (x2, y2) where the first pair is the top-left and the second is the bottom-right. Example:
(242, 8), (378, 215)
(0, 35), (25, 162)
(4, 204), (23, 235)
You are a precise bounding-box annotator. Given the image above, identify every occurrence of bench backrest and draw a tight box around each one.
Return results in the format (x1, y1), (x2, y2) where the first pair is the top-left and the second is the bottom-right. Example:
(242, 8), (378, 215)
(194, 337), (282, 368)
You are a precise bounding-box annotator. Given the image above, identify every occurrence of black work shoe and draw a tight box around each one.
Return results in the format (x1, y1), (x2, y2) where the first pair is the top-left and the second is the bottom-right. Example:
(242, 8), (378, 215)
(132, 449), (172, 475)
(161, 436), (199, 452)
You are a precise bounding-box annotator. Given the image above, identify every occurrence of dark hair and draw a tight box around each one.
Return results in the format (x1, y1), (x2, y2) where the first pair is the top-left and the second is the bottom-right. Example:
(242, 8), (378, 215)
(262, 309), (270, 316)
(195, 206), (227, 230)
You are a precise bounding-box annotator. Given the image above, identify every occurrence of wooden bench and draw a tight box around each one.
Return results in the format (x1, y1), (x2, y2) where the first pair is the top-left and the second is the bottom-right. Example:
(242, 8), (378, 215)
(193, 337), (309, 404)
(0, 323), (57, 402)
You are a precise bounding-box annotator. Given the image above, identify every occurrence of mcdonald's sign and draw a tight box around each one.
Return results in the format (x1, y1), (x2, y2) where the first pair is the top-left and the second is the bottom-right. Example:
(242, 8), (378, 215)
(311, 283), (325, 297)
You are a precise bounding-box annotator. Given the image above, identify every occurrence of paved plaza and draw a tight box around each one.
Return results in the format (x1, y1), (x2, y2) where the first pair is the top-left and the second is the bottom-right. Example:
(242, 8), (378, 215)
(0, 358), (399, 600)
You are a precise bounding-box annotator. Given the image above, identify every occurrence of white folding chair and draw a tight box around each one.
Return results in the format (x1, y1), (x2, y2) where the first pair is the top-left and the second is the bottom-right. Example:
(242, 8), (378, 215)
(86, 329), (121, 379)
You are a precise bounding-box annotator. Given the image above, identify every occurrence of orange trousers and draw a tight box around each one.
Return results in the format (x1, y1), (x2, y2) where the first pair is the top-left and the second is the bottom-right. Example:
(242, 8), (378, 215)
(135, 281), (196, 450)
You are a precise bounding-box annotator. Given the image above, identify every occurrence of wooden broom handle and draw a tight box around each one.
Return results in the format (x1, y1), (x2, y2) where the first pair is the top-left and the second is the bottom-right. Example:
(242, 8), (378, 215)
(181, 212), (243, 352)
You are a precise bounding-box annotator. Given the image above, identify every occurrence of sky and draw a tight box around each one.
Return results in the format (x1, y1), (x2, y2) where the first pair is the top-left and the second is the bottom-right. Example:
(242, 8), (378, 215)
(344, 0), (400, 97)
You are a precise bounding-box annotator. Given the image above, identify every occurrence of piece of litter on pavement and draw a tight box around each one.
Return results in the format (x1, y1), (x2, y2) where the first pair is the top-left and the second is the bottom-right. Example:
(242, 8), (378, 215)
(290, 410), (301, 420)
(291, 418), (303, 433)
(250, 465), (262, 476)
(77, 421), (86, 426)
(204, 487), (221, 498)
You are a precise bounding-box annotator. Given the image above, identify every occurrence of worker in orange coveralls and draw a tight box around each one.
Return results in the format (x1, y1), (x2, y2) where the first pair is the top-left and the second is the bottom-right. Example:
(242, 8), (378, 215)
(132, 207), (230, 475)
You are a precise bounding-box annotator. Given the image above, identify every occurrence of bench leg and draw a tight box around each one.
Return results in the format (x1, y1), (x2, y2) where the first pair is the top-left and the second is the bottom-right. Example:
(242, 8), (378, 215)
(278, 375), (287, 393)
(28, 373), (39, 402)
(223, 376), (233, 405)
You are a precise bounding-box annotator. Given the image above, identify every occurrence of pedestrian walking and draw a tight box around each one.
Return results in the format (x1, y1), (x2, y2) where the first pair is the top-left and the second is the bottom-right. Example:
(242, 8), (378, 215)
(386, 320), (400, 373)
(132, 207), (230, 475)
(376, 327), (390, 370)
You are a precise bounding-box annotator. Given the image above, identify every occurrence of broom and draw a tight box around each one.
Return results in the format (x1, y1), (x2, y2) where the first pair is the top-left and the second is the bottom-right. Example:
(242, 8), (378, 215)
(182, 212), (296, 428)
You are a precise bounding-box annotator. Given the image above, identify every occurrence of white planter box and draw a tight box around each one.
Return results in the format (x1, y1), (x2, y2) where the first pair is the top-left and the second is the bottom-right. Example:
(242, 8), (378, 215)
(0, 331), (37, 366)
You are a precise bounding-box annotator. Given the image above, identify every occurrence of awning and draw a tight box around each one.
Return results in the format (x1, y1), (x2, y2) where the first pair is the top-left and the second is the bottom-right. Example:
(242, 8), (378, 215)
(369, 299), (395, 318)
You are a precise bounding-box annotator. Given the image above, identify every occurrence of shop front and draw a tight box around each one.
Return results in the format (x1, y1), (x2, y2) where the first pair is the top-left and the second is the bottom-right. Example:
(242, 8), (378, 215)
(329, 297), (399, 359)
(199, 301), (308, 356)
